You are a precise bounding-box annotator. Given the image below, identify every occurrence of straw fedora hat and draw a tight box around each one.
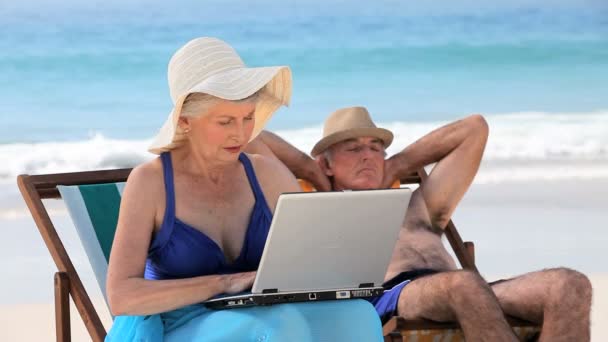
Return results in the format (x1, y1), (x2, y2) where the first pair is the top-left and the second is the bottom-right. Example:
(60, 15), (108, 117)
(148, 37), (292, 154)
(310, 107), (393, 157)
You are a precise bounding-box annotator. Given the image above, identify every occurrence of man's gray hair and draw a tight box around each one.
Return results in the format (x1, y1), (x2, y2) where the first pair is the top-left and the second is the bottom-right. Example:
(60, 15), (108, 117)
(322, 149), (334, 167)
(181, 89), (263, 118)
(320, 139), (388, 164)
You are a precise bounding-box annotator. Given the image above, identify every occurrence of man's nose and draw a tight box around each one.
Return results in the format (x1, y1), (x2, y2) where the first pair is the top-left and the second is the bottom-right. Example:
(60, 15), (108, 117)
(361, 146), (376, 159)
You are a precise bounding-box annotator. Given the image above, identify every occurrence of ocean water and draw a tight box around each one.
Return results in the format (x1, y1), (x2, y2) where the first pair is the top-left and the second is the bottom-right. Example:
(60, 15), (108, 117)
(1, 0), (608, 180)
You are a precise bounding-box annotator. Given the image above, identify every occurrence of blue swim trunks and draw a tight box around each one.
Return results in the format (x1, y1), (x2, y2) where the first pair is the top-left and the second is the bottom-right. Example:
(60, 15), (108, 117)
(366, 269), (438, 323)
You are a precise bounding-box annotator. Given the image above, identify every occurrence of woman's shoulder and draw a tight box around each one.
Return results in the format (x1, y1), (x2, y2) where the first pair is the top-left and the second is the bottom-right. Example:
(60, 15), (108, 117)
(244, 152), (283, 172)
(124, 157), (164, 196)
(244, 153), (300, 193)
(244, 153), (295, 182)
(116, 158), (165, 228)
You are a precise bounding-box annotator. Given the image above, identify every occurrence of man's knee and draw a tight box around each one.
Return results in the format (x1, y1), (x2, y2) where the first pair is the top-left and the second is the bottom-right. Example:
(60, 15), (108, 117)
(445, 270), (489, 303)
(448, 270), (487, 288)
(548, 268), (592, 302)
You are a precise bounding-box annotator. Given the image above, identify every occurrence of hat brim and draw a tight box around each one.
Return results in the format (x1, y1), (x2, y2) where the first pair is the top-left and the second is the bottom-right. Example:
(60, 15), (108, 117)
(148, 66), (291, 155)
(310, 127), (394, 157)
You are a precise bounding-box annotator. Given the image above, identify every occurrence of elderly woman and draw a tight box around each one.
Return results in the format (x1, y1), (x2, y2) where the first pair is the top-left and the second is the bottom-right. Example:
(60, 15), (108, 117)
(105, 37), (382, 341)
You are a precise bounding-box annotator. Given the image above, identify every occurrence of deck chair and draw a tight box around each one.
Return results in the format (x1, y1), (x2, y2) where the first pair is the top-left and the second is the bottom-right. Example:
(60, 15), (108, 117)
(18, 168), (540, 342)
(18, 169), (129, 342)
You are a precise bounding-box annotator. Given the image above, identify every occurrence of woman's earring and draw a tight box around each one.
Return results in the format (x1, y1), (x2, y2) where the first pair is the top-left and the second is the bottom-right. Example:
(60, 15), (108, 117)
(184, 128), (191, 134)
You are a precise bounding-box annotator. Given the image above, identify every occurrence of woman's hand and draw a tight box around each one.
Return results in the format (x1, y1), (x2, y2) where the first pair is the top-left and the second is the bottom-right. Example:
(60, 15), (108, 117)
(222, 272), (256, 294)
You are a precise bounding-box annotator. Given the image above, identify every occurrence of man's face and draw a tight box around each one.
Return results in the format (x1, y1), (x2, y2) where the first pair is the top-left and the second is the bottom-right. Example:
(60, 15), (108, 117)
(323, 136), (386, 190)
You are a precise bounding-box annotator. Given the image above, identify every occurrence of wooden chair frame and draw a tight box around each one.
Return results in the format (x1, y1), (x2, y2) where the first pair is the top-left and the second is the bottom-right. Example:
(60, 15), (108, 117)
(18, 169), (130, 342)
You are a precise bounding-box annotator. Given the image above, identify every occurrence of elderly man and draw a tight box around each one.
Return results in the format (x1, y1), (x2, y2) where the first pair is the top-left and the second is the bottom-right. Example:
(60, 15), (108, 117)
(247, 107), (592, 341)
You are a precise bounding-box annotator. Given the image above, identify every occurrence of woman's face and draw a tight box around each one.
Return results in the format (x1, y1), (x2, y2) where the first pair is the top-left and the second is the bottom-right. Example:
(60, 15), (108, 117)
(182, 99), (256, 163)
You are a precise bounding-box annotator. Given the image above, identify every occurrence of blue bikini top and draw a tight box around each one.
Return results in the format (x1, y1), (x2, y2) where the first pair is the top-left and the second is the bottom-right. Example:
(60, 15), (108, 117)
(144, 152), (273, 279)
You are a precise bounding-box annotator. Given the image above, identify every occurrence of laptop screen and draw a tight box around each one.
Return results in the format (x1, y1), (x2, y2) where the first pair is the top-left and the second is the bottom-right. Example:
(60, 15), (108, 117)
(252, 188), (412, 293)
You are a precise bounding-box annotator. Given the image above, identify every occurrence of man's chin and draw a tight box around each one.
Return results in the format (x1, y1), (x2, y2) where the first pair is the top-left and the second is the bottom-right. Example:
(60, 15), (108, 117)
(350, 180), (382, 190)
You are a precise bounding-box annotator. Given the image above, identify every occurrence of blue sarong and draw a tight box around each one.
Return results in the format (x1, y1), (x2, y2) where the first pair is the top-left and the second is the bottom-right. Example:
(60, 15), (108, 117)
(106, 300), (382, 341)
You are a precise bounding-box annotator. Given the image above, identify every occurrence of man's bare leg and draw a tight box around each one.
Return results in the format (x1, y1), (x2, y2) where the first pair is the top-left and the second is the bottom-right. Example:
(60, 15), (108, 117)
(491, 267), (592, 342)
(397, 270), (518, 341)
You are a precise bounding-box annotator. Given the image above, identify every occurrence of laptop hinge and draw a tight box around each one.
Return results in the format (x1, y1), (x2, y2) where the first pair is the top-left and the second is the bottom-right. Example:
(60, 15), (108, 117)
(358, 283), (374, 288)
(262, 288), (278, 294)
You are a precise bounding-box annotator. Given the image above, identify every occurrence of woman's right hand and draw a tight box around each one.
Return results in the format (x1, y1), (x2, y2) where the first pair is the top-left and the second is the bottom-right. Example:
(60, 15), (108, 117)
(222, 271), (256, 294)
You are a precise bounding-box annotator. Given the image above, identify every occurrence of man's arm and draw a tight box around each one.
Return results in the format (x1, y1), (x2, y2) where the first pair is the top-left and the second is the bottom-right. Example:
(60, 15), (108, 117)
(383, 114), (488, 230)
(246, 131), (331, 191)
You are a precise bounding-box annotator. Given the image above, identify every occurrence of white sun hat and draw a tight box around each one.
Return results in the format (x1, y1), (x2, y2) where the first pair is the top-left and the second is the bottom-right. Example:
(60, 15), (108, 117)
(148, 37), (292, 154)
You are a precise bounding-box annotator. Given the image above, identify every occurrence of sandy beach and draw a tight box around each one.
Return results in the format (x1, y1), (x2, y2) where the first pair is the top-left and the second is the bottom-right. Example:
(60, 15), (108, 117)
(0, 168), (606, 340)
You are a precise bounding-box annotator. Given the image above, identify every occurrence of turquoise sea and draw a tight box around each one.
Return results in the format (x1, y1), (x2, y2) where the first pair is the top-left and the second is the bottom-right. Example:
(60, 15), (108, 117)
(1, 0), (607, 179)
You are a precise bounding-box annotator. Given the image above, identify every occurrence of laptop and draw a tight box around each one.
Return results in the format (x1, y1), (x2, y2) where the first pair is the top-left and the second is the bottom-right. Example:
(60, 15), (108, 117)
(204, 188), (412, 309)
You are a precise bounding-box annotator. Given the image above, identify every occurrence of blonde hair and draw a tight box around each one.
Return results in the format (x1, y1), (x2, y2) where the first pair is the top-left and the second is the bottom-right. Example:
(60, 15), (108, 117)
(181, 89), (264, 118)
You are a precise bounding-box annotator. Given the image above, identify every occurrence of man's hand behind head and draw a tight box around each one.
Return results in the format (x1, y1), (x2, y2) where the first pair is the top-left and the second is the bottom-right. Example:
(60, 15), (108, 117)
(381, 157), (401, 189)
(306, 156), (331, 191)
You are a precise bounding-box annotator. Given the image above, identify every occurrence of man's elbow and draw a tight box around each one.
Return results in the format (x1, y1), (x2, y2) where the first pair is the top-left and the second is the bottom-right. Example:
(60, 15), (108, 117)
(466, 114), (489, 141)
